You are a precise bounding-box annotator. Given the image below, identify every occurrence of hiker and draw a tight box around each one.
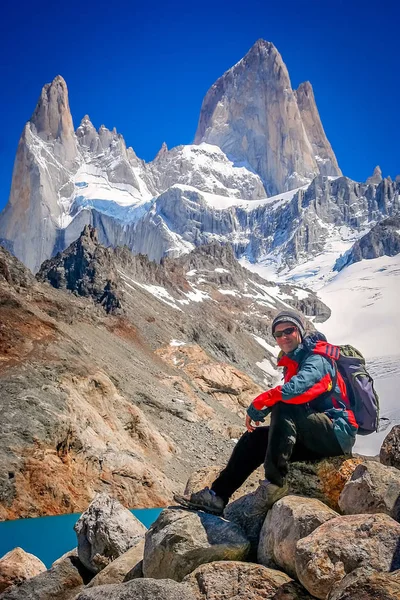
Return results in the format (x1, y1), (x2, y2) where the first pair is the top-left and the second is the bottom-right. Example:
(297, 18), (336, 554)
(174, 309), (358, 516)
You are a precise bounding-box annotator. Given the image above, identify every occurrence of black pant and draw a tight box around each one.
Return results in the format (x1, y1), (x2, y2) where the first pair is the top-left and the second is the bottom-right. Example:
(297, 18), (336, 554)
(212, 402), (343, 503)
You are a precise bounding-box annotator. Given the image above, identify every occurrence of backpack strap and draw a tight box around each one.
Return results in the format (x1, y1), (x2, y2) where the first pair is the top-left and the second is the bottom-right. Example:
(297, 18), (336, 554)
(317, 356), (347, 410)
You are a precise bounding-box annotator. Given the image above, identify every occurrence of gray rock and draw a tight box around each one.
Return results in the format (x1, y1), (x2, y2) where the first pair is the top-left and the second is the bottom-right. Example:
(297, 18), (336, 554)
(339, 461), (400, 521)
(0, 554), (92, 600)
(380, 425), (400, 470)
(74, 578), (198, 600)
(123, 559), (143, 581)
(184, 560), (314, 599)
(223, 490), (268, 557)
(142, 508), (250, 581)
(328, 566), (400, 600)
(74, 493), (147, 574)
(86, 540), (144, 587)
(258, 495), (338, 577)
(295, 513), (400, 599)
(366, 166), (383, 185)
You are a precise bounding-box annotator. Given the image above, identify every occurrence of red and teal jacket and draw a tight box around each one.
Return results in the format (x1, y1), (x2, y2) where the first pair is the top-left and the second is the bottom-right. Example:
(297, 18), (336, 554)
(247, 334), (358, 454)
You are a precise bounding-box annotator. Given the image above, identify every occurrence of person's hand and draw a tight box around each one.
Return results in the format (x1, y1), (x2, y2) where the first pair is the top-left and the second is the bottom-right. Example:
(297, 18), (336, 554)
(246, 414), (260, 432)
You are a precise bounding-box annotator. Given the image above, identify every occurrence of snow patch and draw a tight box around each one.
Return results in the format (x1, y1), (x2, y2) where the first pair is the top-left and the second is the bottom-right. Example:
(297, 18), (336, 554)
(253, 335), (280, 358)
(170, 340), (186, 347)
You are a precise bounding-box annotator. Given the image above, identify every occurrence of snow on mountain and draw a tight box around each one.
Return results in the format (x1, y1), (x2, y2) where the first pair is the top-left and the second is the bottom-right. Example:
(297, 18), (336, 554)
(150, 143), (267, 200)
(318, 254), (400, 455)
(239, 222), (369, 288)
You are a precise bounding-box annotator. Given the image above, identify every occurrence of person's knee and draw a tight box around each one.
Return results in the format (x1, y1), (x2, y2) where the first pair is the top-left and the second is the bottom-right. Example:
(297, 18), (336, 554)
(239, 426), (269, 447)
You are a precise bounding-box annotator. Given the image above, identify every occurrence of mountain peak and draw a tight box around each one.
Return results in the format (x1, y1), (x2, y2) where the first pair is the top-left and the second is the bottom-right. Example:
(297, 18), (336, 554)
(366, 165), (383, 185)
(195, 40), (340, 194)
(249, 38), (276, 54)
(154, 141), (169, 161)
(30, 75), (73, 142)
(232, 38), (285, 76)
(296, 81), (313, 95)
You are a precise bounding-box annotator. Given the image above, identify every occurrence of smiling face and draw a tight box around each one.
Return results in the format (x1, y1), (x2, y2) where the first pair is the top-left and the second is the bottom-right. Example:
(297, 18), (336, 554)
(273, 322), (302, 354)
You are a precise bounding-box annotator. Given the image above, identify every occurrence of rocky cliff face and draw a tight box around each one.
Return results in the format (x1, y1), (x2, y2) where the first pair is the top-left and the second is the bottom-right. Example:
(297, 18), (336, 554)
(0, 231), (329, 520)
(294, 81), (341, 178)
(0, 77), (80, 272)
(194, 40), (342, 195)
(335, 215), (400, 271)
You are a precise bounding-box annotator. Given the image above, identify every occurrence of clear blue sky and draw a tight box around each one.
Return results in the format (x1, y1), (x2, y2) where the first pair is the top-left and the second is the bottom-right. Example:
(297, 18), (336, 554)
(0, 0), (398, 212)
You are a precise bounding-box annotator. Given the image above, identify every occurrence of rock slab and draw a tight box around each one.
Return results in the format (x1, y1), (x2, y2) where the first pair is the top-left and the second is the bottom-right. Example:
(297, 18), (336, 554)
(74, 578), (198, 600)
(184, 560), (314, 599)
(295, 513), (400, 600)
(0, 547), (46, 593)
(74, 493), (147, 574)
(85, 540), (145, 587)
(380, 425), (400, 470)
(339, 461), (400, 521)
(0, 555), (91, 600)
(143, 508), (250, 581)
(328, 567), (400, 600)
(258, 495), (338, 577)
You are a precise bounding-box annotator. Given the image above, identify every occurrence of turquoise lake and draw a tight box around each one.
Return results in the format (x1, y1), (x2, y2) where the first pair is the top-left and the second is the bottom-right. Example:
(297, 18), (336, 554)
(0, 508), (162, 568)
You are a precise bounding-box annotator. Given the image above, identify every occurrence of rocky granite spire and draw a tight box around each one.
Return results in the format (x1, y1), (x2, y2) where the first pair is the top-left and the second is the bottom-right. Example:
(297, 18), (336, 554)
(295, 81), (341, 177)
(30, 75), (78, 167)
(366, 166), (383, 185)
(0, 76), (80, 272)
(194, 40), (341, 195)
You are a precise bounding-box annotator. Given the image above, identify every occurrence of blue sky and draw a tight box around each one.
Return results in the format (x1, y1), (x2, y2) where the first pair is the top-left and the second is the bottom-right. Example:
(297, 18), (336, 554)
(0, 0), (398, 212)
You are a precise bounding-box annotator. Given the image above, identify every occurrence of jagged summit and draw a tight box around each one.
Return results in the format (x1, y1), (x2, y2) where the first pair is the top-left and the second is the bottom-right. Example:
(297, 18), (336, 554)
(366, 166), (383, 185)
(30, 75), (74, 142)
(294, 81), (341, 177)
(0, 41), (398, 278)
(194, 40), (341, 195)
(154, 141), (169, 161)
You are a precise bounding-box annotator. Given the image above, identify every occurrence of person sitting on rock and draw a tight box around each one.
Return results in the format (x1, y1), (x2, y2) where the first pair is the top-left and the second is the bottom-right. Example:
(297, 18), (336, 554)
(174, 310), (358, 516)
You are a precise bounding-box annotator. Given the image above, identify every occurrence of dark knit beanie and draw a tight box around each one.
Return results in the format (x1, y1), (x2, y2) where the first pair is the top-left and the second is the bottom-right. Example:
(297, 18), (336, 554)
(271, 310), (306, 339)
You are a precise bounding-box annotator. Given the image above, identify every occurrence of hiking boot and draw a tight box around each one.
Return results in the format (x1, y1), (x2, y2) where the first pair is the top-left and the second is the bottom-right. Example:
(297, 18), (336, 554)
(246, 479), (289, 517)
(173, 487), (225, 516)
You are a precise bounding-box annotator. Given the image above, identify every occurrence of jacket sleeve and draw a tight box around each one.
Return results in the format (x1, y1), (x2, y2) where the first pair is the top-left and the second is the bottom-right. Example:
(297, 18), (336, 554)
(252, 354), (333, 409)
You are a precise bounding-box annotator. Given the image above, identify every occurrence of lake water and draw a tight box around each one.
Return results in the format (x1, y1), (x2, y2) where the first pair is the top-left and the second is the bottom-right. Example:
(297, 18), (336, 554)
(0, 508), (162, 568)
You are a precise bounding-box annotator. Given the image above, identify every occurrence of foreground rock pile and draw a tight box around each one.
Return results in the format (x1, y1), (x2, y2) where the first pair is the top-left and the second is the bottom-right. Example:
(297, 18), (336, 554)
(1, 426), (400, 599)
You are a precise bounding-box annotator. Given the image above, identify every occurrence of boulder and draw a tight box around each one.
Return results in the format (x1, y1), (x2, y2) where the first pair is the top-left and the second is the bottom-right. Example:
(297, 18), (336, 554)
(184, 560), (314, 599)
(328, 567), (400, 600)
(223, 490), (270, 556)
(195, 457), (360, 556)
(0, 554), (92, 600)
(380, 425), (400, 470)
(0, 547), (46, 593)
(142, 508), (250, 581)
(339, 461), (400, 521)
(74, 578), (198, 600)
(258, 495), (338, 577)
(286, 457), (362, 511)
(74, 493), (147, 574)
(295, 513), (400, 599)
(85, 540), (144, 587)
